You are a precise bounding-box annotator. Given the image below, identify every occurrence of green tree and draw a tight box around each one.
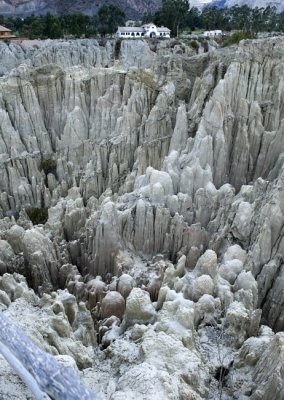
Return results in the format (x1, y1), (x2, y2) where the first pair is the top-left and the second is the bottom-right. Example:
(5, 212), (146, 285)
(222, 30), (256, 47)
(229, 5), (252, 31)
(42, 13), (57, 38)
(153, 0), (189, 36)
(186, 7), (202, 31)
(30, 19), (43, 38)
(49, 21), (63, 39)
(201, 6), (228, 30)
(277, 11), (284, 31)
(69, 13), (88, 37)
(85, 14), (97, 37)
(13, 17), (23, 31)
(142, 12), (155, 24)
(97, 4), (125, 36)
(261, 6), (277, 32)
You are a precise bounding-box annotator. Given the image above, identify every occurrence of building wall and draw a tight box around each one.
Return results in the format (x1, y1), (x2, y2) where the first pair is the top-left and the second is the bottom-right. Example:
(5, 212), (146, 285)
(204, 30), (222, 37)
(117, 27), (170, 39)
(117, 31), (145, 38)
(158, 32), (170, 38)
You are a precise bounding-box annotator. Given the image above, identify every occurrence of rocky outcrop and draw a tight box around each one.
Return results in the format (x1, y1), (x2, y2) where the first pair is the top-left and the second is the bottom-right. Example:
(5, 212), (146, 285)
(0, 37), (284, 399)
(0, 0), (162, 18)
(0, 39), (112, 76)
(199, 0), (284, 12)
(222, 0), (284, 12)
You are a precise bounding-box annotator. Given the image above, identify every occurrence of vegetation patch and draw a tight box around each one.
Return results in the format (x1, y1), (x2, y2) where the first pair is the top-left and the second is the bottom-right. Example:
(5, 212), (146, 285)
(214, 365), (230, 382)
(202, 40), (209, 53)
(40, 159), (57, 176)
(190, 40), (199, 51)
(136, 70), (161, 91)
(222, 31), (257, 47)
(1, 3), (284, 40)
(114, 38), (122, 59)
(26, 208), (48, 225)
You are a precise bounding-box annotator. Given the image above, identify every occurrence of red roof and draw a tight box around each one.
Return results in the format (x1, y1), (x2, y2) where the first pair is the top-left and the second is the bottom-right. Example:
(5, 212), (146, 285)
(0, 25), (12, 32)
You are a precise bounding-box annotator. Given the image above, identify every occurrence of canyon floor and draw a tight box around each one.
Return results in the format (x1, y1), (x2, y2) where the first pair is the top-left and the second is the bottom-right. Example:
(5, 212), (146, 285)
(0, 37), (283, 399)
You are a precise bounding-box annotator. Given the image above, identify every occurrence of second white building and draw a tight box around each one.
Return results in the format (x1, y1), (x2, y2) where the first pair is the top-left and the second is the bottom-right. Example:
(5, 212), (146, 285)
(116, 23), (171, 39)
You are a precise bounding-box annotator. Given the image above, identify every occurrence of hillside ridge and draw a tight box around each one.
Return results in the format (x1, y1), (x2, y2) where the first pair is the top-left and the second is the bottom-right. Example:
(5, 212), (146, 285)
(0, 0), (162, 18)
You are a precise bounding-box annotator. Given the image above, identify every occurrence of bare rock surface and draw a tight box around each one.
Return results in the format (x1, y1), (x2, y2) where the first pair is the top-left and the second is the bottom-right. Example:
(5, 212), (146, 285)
(0, 37), (283, 399)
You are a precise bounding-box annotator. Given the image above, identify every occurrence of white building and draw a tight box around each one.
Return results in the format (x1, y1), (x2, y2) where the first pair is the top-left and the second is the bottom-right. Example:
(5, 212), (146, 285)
(116, 23), (171, 39)
(203, 30), (223, 37)
(190, 0), (213, 9)
(125, 20), (142, 27)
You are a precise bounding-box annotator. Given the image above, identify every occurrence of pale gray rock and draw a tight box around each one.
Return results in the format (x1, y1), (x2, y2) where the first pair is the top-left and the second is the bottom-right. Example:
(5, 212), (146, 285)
(117, 274), (136, 299)
(0, 240), (15, 274)
(0, 40), (111, 77)
(223, 245), (247, 265)
(250, 332), (284, 400)
(86, 277), (107, 310)
(119, 40), (157, 70)
(3, 292), (94, 369)
(225, 301), (261, 348)
(155, 290), (195, 337)
(195, 294), (220, 327)
(218, 259), (243, 284)
(73, 302), (97, 347)
(59, 290), (78, 326)
(101, 291), (126, 320)
(0, 274), (29, 302)
(194, 249), (218, 279)
(223, 0), (284, 13)
(0, 36), (284, 400)
(231, 201), (253, 242)
(123, 288), (156, 327)
(192, 275), (215, 301)
(0, 355), (34, 400)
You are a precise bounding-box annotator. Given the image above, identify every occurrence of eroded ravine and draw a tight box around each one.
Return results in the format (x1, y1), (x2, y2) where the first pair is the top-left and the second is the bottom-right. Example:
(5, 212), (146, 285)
(0, 37), (283, 400)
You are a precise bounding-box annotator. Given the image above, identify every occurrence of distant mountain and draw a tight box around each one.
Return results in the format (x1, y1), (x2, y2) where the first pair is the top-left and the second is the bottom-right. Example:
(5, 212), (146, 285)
(1, 0), (283, 19)
(191, 0), (284, 11)
(190, 0), (213, 8)
(0, 0), (162, 18)
(218, 0), (284, 11)
(210, 0), (226, 8)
